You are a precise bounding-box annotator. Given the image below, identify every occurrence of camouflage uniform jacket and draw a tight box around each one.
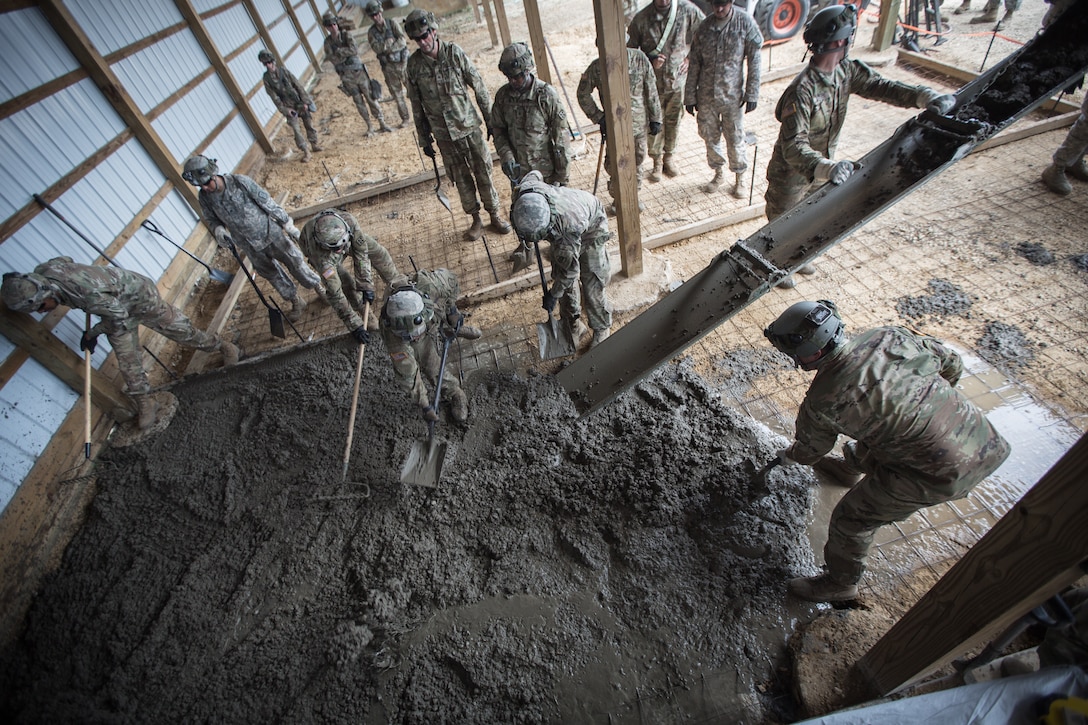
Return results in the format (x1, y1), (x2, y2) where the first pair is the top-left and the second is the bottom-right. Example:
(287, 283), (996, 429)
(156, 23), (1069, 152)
(198, 174), (290, 251)
(684, 9), (763, 107)
(627, 0), (705, 94)
(516, 171), (608, 301)
(324, 31), (368, 77)
(406, 41), (490, 143)
(263, 65), (312, 115)
(790, 326), (1009, 491)
(367, 19), (409, 67)
(34, 256), (162, 335)
(771, 59), (929, 182)
(491, 75), (570, 185)
(577, 49), (662, 131)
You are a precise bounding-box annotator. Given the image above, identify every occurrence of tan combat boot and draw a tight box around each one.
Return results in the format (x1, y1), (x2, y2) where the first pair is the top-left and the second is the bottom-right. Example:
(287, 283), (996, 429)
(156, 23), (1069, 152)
(953, 0), (971, 15)
(311, 141), (324, 152)
(731, 170), (747, 200)
(813, 456), (863, 487)
(287, 295), (306, 322)
(702, 168), (723, 194)
(458, 324), (482, 340)
(1069, 158), (1088, 182)
(449, 387), (469, 422)
(970, 6), (999, 23)
(661, 153), (679, 178)
(648, 155), (663, 183)
(489, 210), (512, 235)
(570, 318), (589, 343)
(301, 148), (312, 162)
(465, 213), (484, 241)
(590, 328), (610, 348)
(135, 394), (161, 431)
(1042, 164), (1072, 195)
(788, 573), (859, 603)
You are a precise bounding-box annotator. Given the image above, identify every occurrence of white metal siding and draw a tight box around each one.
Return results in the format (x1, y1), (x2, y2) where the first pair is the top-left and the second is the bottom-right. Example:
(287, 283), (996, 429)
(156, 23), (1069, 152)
(113, 29), (206, 114)
(0, 7), (80, 103)
(65, 0), (184, 57)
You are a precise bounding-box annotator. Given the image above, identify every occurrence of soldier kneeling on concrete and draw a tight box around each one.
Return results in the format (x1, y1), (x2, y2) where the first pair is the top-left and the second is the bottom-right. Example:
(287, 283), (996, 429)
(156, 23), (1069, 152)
(2, 258), (240, 431)
(379, 269), (479, 423)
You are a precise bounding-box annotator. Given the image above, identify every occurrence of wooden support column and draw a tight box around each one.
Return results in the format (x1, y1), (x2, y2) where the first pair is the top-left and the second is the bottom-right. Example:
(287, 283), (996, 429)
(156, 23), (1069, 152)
(241, 0), (282, 68)
(523, 0), (552, 85)
(857, 433), (1088, 696)
(38, 0), (200, 213)
(479, 0), (499, 48)
(174, 0), (274, 154)
(593, 0), (642, 278)
(280, 0), (320, 70)
(492, 0), (512, 48)
(871, 0), (898, 51)
(471, 0), (482, 25)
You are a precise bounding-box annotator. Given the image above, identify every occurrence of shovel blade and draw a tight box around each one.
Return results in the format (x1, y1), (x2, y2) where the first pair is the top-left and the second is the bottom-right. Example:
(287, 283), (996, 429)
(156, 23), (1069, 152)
(400, 437), (447, 487)
(268, 308), (286, 339)
(537, 317), (577, 360)
(435, 188), (452, 212)
(209, 269), (234, 285)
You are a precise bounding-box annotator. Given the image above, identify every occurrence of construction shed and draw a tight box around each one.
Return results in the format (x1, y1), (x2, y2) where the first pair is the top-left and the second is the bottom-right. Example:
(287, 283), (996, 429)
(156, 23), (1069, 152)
(0, 0), (1086, 722)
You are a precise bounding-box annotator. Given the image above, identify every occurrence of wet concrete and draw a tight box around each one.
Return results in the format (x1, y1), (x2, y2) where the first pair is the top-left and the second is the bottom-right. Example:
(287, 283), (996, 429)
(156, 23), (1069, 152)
(977, 321), (1037, 372)
(0, 338), (815, 723)
(895, 278), (975, 321)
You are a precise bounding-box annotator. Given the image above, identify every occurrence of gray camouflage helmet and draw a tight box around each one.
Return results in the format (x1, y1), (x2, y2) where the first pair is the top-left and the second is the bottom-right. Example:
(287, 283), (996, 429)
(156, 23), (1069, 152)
(2, 272), (55, 314)
(404, 9), (437, 39)
(322, 12), (338, 26)
(764, 299), (845, 370)
(382, 288), (429, 342)
(182, 155), (218, 186)
(313, 211), (350, 250)
(803, 4), (856, 55)
(365, 1), (381, 16)
(511, 192), (551, 243)
(498, 42), (534, 78)
(257, 49), (274, 64)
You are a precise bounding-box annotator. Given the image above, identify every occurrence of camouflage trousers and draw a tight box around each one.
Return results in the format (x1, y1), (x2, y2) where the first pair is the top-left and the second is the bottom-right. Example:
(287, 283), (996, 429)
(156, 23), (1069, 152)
(649, 87), (684, 158)
(238, 234), (322, 303)
(605, 132), (647, 201)
(103, 303), (219, 395)
(1053, 94), (1088, 168)
(285, 109), (319, 152)
(339, 68), (385, 128)
(436, 129), (501, 216)
(380, 60), (411, 123)
(697, 101), (748, 173)
(823, 437), (1010, 585)
(764, 151), (814, 221)
(551, 227), (613, 332)
(390, 332), (463, 411)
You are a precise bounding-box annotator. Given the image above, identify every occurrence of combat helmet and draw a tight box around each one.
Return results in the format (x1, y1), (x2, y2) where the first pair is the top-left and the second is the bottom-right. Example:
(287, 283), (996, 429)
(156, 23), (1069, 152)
(404, 9), (437, 39)
(510, 192), (550, 243)
(322, 11), (338, 26)
(257, 49), (274, 64)
(764, 299), (845, 370)
(498, 42), (534, 78)
(803, 4), (856, 55)
(182, 155), (218, 186)
(382, 288), (431, 342)
(365, 1), (382, 16)
(1, 272), (56, 314)
(313, 211), (350, 251)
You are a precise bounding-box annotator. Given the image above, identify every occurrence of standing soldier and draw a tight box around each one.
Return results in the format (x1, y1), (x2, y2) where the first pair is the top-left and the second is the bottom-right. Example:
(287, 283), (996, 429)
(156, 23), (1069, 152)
(684, 0), (763, 197)
(297, 208), (400, 342)
(627, 0), (705, 182)
(2, 258), (240, 431)
(379, 269), (481, 423)
(183, 154), (322, 323)
(510, 170), (613, 348)
(322, 11), (391, 136)
(365, 0), (411, 129)
(577, 47), (662, 213)
(403, 9), (512, 241)
(259, 49), (322, 162)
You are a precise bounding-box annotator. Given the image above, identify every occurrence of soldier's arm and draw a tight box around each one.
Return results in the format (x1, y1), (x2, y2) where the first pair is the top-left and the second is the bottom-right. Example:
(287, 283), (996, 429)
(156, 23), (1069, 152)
(683, 37), (701, 101)
(238, 176), (291, 226)
(291, 70), (313, 106)
(778, 85), (825, 180)
(913, 332), (964, 386)
(548, 240), (580, 301)
(544, 89), (570, 182)
(849, 59), (933, 110)
(198, 195), (228, 237)
(264, 77), (291, 115)
(405, 66), (431, 142)
(642, 55), (663, 124)
(490, 94), (515, 163)
(459, 49), (491, 126)
(318, 251), (364, 330)
(744, 24), (763, 103)
(576, 69), (602, 123)
(385, 339), (430, 409)
(789, 401), (839, 465)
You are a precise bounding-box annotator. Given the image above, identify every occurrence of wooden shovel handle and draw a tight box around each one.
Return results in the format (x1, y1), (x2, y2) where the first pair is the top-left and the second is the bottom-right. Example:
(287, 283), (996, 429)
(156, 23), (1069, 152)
(341, 302), (369, 481)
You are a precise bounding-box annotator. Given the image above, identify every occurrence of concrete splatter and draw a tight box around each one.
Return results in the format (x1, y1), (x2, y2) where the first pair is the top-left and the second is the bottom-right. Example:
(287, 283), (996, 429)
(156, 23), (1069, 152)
(895, 278), (975, 321)
(977, 321), (1036, 371)
(1014, 241), (1055, 266)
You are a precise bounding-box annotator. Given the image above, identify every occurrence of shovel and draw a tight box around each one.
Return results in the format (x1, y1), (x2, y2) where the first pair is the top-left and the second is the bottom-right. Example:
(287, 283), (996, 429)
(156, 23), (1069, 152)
(141, 220), (233, 284)
(226, 243), (304, 342)
(400, 331), (454, 487)
(533, 239), (576, 360)
(83, 312), (93, 460)
(748, 456), (782, 499)
(430, 154), (452, 212)
(340, 304), (372, 497)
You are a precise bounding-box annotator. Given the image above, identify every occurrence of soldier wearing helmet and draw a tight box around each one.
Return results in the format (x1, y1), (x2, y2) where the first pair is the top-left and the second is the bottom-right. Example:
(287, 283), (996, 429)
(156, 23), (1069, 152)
(185, 154), (321, 324)
(2, 258), (240, 431)
(259, 49), (322, 161)
(764, 301), (1010, 602)
(379, 269), (480, 423)
(365, 0), (412, 127)
(510, 170), (613, 348)
(322, 11), (391, 136)
(764, 4), (955, 288)
(298, 209), (399, 342)
(403, 9), (511, 241)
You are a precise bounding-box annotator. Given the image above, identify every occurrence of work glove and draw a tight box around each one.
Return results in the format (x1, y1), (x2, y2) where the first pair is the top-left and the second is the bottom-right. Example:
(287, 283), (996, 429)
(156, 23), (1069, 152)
(742, 99), (758, 114)
(487, 126), (494, 141)
(360, 287), (376, 303)
(213, 226), (233, 248)
(445, 309), (465, 329)
(422, 142), (436, 159)
(307, 101), (316, 114)
(542, 290), (557, 314)
(815, 159), (855, 186)
(441, 325), (458, 342)
(283, 220), (301, 240)
(925, 93), (956, 115)
(501, 160), (522, 181)
(351, 326), (370, 344)
(79, 330), (98, 354)
(648, 121), (662, 136)
(775, 446), (798, 467)
(421, 404), (439, 423)
(598, 118), (606, 141)
(685, 104), (697, 116)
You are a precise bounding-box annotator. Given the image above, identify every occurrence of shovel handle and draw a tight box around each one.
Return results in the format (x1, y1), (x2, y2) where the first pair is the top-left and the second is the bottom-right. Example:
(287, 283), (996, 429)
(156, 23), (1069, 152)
(341, 303), (369, 482)
(84, 313), (92, 459)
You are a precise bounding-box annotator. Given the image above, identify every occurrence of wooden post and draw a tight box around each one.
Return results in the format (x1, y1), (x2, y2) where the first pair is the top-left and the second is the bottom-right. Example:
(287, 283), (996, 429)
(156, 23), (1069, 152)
(871, 0), (898, 51)
(471, 0), (482, 25)
(592, 0), (643, 278)
(279, 0), (321, 71)
(241, 0), (284, 70)
(857, 433), (1088, 696)
(479, 0), (499, 48)
(523, 0), (552, 85)
(492, 0), (512, 48)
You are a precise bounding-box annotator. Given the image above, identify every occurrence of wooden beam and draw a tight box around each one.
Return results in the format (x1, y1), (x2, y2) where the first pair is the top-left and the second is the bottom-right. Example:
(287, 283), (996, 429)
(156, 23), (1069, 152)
(174, 0), (275, 153)
(479, 0), (499, 48)
(185, 253), (255, 374)
(471, 0), (481, 25)
(37, 0), (201, 213)
(857, 433), (1088, 696)
(492, 0), (512, 48)
(240, 0), (281, 68)
(593, 0), (642, 278)
(871, 0), (898, 52)
(0, 68), (83, 121)
(523, 0), (551, 85)
(280, 0), (320, 71)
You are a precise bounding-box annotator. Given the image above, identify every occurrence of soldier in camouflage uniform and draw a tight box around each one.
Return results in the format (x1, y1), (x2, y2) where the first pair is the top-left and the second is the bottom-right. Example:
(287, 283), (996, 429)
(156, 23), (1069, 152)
(764, 300), (1011, 602)
(765, 4), (953, 288)
(403, 9), (511, 242)
(184, 155), (321, 323)
(511, 170), (613, 348)
(627, 0), (705, 181)
(379, 268), (481, 423)
(2, 258), (239, 431)
(684, 0), (762, 198)
(365, 0), (411, 128)
(259, 50), (322, 161)
(298, 208), (399, 342)
(322, 11), (391, 136)
(577, 48), (662, 213)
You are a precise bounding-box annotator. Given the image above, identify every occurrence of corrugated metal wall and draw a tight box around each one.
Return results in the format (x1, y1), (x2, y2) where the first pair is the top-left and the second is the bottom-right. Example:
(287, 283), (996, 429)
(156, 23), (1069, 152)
(0, 0), (325, 512)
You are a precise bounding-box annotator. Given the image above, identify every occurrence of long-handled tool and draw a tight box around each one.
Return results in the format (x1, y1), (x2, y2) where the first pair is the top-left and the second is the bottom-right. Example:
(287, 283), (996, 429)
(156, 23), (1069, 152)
(83, 312), (92, 460)
(340, 303), (371, 496)
(400, 331), (454, 487)
(592, 137), (606, 196)
(481, 234), (500, 283)
(542, 36), (584, 147)
(429, 153), (452, 212)
(34, 194), (119, 267)
(533, 239), (576, 360)
(141, 220), (233, 284)
(226, 243), (304, 342)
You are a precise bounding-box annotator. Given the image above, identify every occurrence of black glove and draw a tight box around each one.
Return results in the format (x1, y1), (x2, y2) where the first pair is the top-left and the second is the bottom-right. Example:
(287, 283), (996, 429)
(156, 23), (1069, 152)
(542, 290), (557, 314)
(80, 330), (98, 354)
(422, 143), (436, 159)
(648, 121), (662, 136)
(361, 287), (376, 303)
(501, 159), (521, 181)
(743, 100), (757, 114)
(685, 104), (696, 116)
(421, 405), (439, 422)
(598, 119), (606, 140)
(487, 126), (494, 141)
(351, 326), (370, 345)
